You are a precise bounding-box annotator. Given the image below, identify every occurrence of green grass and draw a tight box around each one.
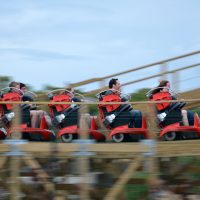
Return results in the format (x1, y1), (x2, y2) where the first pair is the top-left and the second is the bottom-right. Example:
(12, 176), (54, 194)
(125, 184), (149, 200)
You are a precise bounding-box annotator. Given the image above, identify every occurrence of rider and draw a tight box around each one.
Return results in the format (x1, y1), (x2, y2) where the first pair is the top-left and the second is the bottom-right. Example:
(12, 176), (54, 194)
(48, 87), (80, 127)
(150, 80), (190, 126)
(20, 82), (52, 128)
(0, 81), (31, 128)
(99, 78), (142, 128)
(0, 82), (20, 134)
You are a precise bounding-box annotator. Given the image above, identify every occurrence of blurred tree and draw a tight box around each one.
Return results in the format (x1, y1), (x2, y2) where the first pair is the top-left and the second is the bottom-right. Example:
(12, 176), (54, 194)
(0, 76), (10, 82)
(42, 85), (61, 91)
(0, 76), (12, 89)
(130, 88), (150, 101)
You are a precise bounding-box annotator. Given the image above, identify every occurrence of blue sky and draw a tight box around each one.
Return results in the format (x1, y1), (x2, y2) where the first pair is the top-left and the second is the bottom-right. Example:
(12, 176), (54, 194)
(0, 0), (200, 92)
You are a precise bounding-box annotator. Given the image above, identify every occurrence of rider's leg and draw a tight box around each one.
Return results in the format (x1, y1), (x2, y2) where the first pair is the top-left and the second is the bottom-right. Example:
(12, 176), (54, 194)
(187, 110), (195, 126)
(181, 110), (189, 126)
(129, 110), (142, 128)
(43, 112), (52, 127)
(30, 110), (52, 128)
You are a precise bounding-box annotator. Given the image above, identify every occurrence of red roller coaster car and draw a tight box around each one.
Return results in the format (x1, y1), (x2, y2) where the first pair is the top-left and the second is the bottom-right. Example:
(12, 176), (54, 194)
(96, 90), (148, 143)
(146, 87), (200, 141)
(0, 87), (55, 141)
(47, 89), (105, 143)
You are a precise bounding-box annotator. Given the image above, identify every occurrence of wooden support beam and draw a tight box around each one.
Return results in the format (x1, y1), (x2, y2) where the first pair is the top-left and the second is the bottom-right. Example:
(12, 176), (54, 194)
(156, 141), (200, 157)
(2, 141), (200, 158)
(9, 102), (22, 200)
(0, 156), (7, 169)
(0, 144), (10, 152)
(11, 105), (21, 139)
(15, 143), (149, 154)
(79, 104), (89, 140)
(23, 155), (55, 192)
(9, 156), (21, 200)
(78, 104), (90, 200)
(145, 103), (160, 189)
(104, 156), (142, 200)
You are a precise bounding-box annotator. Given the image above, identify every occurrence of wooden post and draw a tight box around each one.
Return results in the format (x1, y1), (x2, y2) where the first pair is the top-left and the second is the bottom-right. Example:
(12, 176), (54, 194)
(11, 105), (21, 139)
(9, 105), (21, 200)
(78, 104), (91, 200)
(0, 156), (7, 169)
(79, 104), (89, 140)
(10, 156), (20, 200)
(146, 103), (160, 140)
(145, 103), (161, 195)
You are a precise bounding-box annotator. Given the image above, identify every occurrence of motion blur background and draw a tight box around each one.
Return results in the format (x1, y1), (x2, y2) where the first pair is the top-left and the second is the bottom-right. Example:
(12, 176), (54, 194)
(0, 1), (200, 200)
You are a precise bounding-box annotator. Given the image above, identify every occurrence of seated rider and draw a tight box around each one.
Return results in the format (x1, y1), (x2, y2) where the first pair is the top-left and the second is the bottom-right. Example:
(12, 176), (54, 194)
(149, 80), (191, 126)
(20, 82), (52, 128)
(99, 78), (142, 128)
(0, 81), (22, 134)
(48, 87), (80, 127)
(0, 81), (31, 127)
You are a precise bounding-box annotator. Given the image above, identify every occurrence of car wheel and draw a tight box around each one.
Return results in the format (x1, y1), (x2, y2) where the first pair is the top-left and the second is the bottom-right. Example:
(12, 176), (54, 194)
(112, 133), (124, 143)
(61, 134), (73, 143)
(163, 132), (176, 141)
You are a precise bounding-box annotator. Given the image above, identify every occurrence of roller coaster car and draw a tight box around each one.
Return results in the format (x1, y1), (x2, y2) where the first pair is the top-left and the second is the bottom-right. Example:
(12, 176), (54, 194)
(97, 90), (148, 143)
(0, 87), (55, 141)
(47, 89), (105, 143)
(147, 88), (200, 141)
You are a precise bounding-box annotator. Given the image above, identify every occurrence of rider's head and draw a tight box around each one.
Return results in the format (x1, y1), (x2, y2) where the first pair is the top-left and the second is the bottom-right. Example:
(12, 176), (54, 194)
(66, 87), (74, 94)
(158, 80), (170, 92)
(61, 87), (74, 97)
(9, 81), (21, 93)
(9, 81), (20, 89)
(151, 80), (170, 95)
(20, 82), (27, 93)
(109, 78), (121, 91)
